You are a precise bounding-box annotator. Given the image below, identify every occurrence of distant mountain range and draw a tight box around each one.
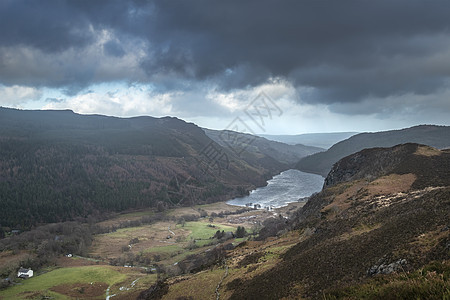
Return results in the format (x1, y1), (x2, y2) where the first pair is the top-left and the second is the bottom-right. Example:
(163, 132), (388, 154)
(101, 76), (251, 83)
(2, 107), (449, 232)
(296, 125), (450, 176)
(203, 128), (323, 166)
(260, 132), (358, 149)
(0, 108), (293, 228)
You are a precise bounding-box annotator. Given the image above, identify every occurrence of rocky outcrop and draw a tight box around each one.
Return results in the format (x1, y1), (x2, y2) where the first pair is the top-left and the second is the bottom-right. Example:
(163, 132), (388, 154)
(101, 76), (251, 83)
(367, 258), (408, 276)
(324, 143), (418, 188)
(323, 143), (450, 190)
(296, 125), (450, 177)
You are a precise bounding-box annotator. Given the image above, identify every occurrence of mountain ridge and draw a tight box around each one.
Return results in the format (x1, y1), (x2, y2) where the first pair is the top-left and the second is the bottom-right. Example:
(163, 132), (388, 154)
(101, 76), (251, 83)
(260, 131), (358, 149)
(204, 128), (323, 166)
(0, 107), (291, 229)
(227, 143), (450, 299)
(296, 124), (450, 176)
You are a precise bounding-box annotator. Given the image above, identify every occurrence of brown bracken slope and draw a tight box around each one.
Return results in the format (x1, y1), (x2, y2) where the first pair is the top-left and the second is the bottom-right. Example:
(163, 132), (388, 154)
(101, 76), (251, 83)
(230, 144), (450, 299)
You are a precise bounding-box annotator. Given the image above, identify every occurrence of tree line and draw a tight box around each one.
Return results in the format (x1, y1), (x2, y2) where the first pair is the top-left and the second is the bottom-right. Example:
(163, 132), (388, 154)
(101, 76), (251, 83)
(0, 138), (251, 230)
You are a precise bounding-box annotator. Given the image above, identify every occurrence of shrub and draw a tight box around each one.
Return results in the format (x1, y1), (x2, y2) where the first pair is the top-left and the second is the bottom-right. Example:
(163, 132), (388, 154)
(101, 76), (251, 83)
(235, 226), (246, 238)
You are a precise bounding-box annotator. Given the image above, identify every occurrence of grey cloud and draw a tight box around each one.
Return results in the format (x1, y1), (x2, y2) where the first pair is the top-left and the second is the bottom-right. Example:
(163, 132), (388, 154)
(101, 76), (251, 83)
(143, 1), (450, 104)
(45, 97), (64, 103)
(103, 41), (126, 57)
(1, 0), (450, 112)
(0, 0), (94, 52)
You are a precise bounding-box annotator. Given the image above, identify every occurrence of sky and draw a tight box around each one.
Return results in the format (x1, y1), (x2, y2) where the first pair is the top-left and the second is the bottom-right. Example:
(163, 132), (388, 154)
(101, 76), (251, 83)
(0, 0), (450, 134)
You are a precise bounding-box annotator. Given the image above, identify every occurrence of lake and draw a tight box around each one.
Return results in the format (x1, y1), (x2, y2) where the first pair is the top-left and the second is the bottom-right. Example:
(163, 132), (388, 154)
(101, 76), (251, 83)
(227, 169), (324, 209)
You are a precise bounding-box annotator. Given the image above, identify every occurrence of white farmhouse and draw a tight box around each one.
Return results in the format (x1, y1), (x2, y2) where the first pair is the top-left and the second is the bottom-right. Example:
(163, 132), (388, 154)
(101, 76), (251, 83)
(17, 268), (33, 278)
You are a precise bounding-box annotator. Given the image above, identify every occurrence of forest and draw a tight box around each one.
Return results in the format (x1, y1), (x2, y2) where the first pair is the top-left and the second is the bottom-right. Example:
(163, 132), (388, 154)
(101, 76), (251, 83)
(0, 108), (281, 230)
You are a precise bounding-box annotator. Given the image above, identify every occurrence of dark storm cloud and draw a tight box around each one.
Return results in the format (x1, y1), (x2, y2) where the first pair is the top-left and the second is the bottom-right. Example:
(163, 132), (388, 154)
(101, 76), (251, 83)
(0, 0), (93, 52)
(1, 0), (450, 107)
(142, 0), (450, 104)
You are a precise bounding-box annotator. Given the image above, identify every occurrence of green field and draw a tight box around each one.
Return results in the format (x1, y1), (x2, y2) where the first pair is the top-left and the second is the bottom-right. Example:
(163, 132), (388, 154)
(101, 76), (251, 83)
(142, 221), (237, 258)
(1, 214), (250, 299)
(0, 266), (128, 299)
(178, 221), (236, 241)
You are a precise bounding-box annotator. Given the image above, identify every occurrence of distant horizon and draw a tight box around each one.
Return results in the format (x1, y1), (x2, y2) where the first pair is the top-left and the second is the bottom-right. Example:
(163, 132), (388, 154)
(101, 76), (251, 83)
(1, 105), (448, 136)
(1, 2), (449, 136)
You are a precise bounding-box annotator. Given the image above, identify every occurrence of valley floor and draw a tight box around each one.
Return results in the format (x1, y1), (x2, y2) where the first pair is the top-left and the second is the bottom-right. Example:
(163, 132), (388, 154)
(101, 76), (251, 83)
(0, 201), (305, 300)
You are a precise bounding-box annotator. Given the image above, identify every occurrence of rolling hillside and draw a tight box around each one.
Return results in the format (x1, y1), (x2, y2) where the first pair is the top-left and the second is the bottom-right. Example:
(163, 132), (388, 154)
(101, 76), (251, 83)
(296, 125), (450, 176)
(260, 132), (358, 149)
(204, 128), (323, 166)
(229, 143), (450, 298)
(0, 108), (289, 229)
(149, 144), (449, 299)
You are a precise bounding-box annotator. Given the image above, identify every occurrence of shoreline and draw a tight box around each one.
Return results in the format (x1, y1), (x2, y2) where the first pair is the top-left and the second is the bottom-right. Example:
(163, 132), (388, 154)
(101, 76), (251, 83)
(226, 169), (324, 210)
(225, 198), (308, 217)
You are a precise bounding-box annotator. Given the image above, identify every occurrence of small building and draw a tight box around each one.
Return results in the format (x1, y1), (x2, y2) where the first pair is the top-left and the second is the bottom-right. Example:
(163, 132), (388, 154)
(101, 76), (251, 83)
(17, 268), (33, 279)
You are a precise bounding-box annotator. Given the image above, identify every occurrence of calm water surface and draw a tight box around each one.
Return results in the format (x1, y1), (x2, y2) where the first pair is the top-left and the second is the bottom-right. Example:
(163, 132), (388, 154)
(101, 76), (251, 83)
(227, 169), (324, 209)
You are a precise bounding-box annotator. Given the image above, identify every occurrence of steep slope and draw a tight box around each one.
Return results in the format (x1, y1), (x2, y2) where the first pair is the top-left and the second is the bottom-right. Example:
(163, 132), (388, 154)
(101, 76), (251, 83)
(227, 144), (450, 299)
(260, 131), (357, 149)
(296, 125), (450, 176)
(0, 108), (285, 229)
(204, 128), (323, 166)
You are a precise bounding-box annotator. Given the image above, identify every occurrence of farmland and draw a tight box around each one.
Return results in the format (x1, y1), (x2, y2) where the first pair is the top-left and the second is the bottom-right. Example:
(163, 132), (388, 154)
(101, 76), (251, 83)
(0, 200), (299, 299)
(0, 265), (156, 300)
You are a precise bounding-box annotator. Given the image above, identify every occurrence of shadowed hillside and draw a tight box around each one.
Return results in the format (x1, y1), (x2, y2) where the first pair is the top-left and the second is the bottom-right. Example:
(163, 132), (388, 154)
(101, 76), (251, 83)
(227, 143), (450, 299)
(296, 125), (450, 176)
(0, 108), (289, 229)
(260, 132), (358, 149)
(204, 128), (323, 166)
(137, 144), (449, 299)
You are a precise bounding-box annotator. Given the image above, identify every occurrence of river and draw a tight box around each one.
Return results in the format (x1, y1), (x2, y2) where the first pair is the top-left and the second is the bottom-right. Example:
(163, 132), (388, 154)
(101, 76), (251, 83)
(227, 169), (324, 209)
